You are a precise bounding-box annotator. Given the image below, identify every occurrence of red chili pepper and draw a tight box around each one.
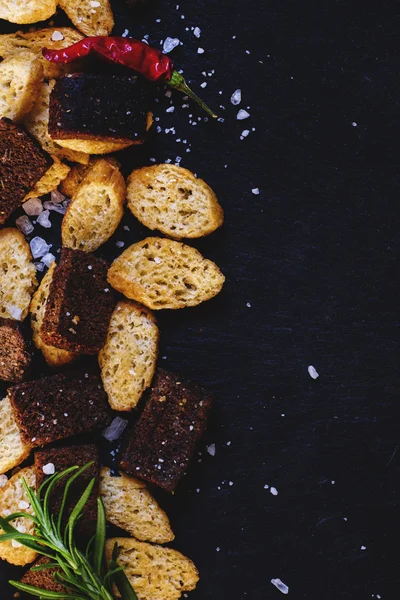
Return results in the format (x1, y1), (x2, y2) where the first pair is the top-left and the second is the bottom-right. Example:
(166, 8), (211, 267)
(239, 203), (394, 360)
(42, 36), (217, 119)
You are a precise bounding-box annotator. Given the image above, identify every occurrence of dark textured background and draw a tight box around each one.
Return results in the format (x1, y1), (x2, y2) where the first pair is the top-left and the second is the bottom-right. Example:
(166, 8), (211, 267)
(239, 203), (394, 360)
(1, 0), (400, 598)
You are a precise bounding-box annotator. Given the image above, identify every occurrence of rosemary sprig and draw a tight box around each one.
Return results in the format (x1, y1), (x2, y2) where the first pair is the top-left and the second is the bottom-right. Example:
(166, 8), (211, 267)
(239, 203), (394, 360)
(0, 463), (138, 600)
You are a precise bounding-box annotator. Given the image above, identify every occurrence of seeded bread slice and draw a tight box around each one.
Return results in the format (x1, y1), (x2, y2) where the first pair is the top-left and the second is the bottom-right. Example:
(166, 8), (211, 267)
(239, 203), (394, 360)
(58, 0), (114, 36)
(106, 538), (199, 600)
(99, 301), (159, 411)
(0, 228), (37, 322)
(62, 159), (125, 252)
(0, 466), (37, 566)
(23, 157), (70, 202)
(30, 262), (78, 368)
(0, 51), (43, 122)
(0, 28), (84, 79)
(0, 396), (30, 475)
(100, 468), (174, 543)
(127, 164), (224, 239)
(108, 237), (225, 310)
(0, 318), (31, 382)
(0, 0), (56, 24)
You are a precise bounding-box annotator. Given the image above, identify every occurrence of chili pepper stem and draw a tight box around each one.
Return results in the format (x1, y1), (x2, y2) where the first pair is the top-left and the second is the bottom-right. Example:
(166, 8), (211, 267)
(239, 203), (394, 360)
(169, 71), (218, 119)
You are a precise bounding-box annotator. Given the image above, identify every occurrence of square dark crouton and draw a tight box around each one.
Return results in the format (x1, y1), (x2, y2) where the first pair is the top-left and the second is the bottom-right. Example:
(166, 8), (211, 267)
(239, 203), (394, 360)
(40, 248), (115, 354)
(8, 371), (110, 448)
(0, 318), (31, 382)
(0, 117), (53, 224)
(49, 74), (151, 145)
(21, 557), (66, 594)
(120, 369), (213, 492)
(35, 444), (99, 537)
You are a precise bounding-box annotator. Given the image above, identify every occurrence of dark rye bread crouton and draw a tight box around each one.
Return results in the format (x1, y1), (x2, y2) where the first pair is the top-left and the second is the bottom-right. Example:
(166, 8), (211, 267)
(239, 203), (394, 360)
(8, 371), (110, 448)
(0, 317), (31, 382)
(41, 249), (115, 354)
(0, 117), (53, 224)
(21, 557), (66, 594)
(120, 369), (213, 492)
(35, 444), (99, 537)
(49, 74), (151, 145)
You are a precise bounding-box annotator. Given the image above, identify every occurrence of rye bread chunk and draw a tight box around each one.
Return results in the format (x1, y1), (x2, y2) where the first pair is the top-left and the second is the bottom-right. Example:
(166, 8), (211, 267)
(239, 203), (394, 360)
(35, 444), (99, 537)
(21, 557), (66, 594)
(8, 371), (110, 448)
(120, 369), (213, 492)
(0, 317), (31, 382)
(41, 249), (115, 354)
(0, 118), (52, 224)
(49, 74), (150, 144)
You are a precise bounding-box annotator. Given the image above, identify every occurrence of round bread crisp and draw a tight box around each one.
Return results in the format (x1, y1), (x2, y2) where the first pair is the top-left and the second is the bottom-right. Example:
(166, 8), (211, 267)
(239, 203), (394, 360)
(0, 51), (43, 122)
(0, 0), (56, 24)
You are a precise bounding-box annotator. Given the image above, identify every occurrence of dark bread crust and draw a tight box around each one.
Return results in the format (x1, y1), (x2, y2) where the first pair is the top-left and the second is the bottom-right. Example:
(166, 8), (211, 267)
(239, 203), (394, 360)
(120, 369), (213, 492)
(0, 317), (31, 382)
(8, 371), (110, 448)
(49, 74), (150, 144)
(21, 557), (66, 593)
(0, 118), (53, 224)
(40, 249), (115, 354)
(35, 444), (99, 537)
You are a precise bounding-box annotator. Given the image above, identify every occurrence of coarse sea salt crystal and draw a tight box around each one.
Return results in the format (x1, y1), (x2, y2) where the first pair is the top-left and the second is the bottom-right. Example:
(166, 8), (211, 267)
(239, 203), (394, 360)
(270, 486), (278, 496)
(18, 500), (29, 510)
(37, 210), (51, 228)
(251, 188), (260, 195)
(50, 189), (66, 204)
(16, 215), (34, 235)
(90, 0), (100, 6)
(308, 365), (319, 379)
(271, 579), (289, 594)
(41, 253), (56, 267)
(7, 304), (22, 320)
(30, 236), (50, 259)
(102, 417), (128, 441)
(12, 540), (22, 548)
(0, 474), (8, 488)
(163, 37), (180, 53)
(23, 197), (43, 216)
(43, 200), (67, 214)
(193, 26), (201, 38)
(231, 89), (241, 105)
(35, 262), (44, 272)
(42, 463), (55, 475)
(166, 106), (175, 113)
(51, 31), (64, 41)
(207, 443), (216, 456)
(197, 47), (205, 54)
(237, 109), (250, 120)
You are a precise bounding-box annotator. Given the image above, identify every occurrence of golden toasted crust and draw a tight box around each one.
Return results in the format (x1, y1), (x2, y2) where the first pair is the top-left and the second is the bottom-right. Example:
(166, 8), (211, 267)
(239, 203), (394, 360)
(62, 159), (126, 252)
(59, 157), (121, 198)
(0, 228), (37, 322)
(23, 157), (70, 201)
(54, 138), (134, 154)
(0, 28), (84, 79)
(0, 396), (30, 475)
(0, 466), (37, 566)
(127, 164), (224, 239)
(30, 262), (78, 368)
(0, 51), (43, 122)
(99, 468), (174, 543)
(98, 301), (159, 411)
(108, 237), (225, 310)
(105, 538), (199, 600)
(0, 0), (56, 24)
(58, 0), (114, 36)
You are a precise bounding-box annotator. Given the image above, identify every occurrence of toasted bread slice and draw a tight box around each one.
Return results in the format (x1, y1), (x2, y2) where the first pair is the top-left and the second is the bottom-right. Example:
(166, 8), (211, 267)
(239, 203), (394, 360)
(0, 28), (84, 79)
(100, 468), (174, 543)
(99, 301), (158, 411)
(0, 396), (30, 475)
(55, 138), (134, 154)
(59, 156), (121, 198)
(30, 262), (77, 368)
(0, 318), (31, 382)
(0, 228), (37, 322)
(21, 557), (66, 593)
(0, 51), (43, 122)
(0, 0), (56, 24)
(127, 164), (224, 239)
(106, 538), (199, 600)
(24, 80), (90, 165)
(59, 0), (114, 36)
(108, 237), (225, 310)
(0, 466), (37, 566)
(23, 157), (70, 202)
(62, 159), (125, 252)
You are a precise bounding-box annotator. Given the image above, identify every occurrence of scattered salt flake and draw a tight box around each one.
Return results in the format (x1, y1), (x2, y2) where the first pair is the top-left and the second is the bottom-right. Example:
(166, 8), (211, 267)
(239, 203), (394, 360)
(37, 210), (51, 228)
(228, 481), (233, 486)
(246, 302), (251, 308)
(41, 253), (56, 268)
(163, 37), (180, 53)
(352, 122), (358, 127)
(207, 443), (216, 456)
(270, 487), (278, 496)
(35, 262), (44, 272)
(197, 47), (205, 54)
(122, 29), (129, 37)
(240, 129), (250, 139)
(308, 365), (319, 379)
(216, 547), (220, 552)
(102, 417), (128, 441)
(166, 106), (175, 113)
(230, 89), (241, 105)
(43, 200), (67, 214)
(42, 463), (55, 475)
(115, 241), (125, 248)
(361, 545), (367, 550)
(0, 475), (8, 488)
(200, 82), (207, 88)
(237, 109), (250, 120)
(12, 540), (22, 548)
(6, 304), (22, 320)
(193, 26), (201, 38)
(18, 500), (29, 510)
(226, 441), (231, 446)
(264, 484), (269, 489)
(50, 189), (66, 204)
(196, 488), (200, 493)
(271, 579), (289, 595)
(90, 0), (100, 6)
(51, 31), (64, 41)
(23, 197), (43, 216)
(16, 215), (34, 235)
(154, 257), (162, 264)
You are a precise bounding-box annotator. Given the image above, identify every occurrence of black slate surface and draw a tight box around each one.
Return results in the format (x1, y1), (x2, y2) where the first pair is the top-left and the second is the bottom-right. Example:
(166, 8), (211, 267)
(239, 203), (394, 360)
(1, 0), (399, 599)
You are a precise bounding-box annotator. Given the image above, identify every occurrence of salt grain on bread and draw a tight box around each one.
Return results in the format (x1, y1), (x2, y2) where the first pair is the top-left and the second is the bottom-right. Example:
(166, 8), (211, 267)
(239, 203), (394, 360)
(0, 228), (37, 322)
(108, 237), (225, 310)
(100, 468), (174, 543)
(0, 466), (37, 566)
(62, 159), (126, 252)
(0, 397), (30, 475)
(0, 51), (43, 122)
(23, 157), (71, 202)
(105, 538), (199, 600)
(0, 0), (56, 24)
(58, 0), (114, 36)
(0, 318), (31, 382)
(0, 28), (84, 79)
(99, 301), (159, 411)
(30, 262), (77, 368)
(127, 164), (224, 239)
